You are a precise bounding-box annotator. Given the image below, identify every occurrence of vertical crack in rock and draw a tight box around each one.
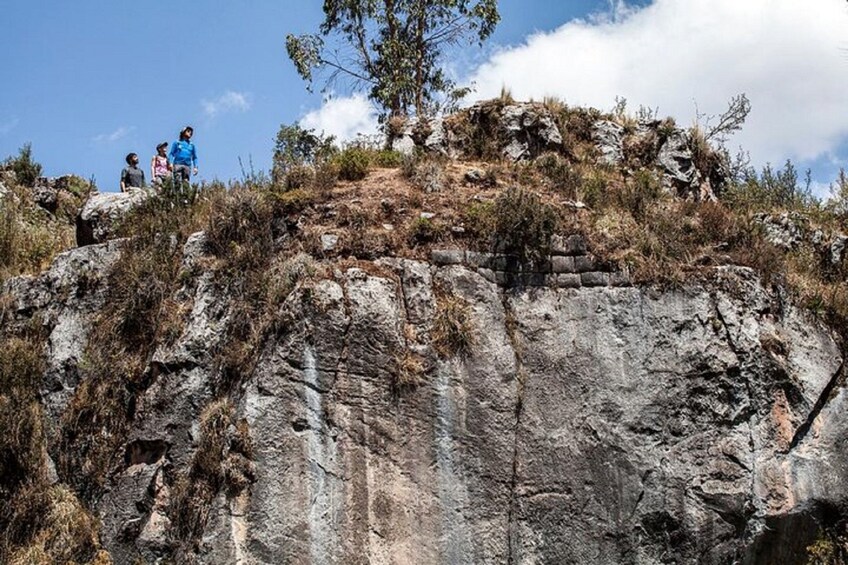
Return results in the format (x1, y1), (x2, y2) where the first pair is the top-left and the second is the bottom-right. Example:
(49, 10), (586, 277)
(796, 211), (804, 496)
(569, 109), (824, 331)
(712, 293), (760, 536)
(500, 290), (526, 565)
(788, 359), (845, 451)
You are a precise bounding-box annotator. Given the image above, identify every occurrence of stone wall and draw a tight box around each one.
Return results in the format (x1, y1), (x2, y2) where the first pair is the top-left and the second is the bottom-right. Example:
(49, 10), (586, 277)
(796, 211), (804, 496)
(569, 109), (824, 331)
(431, 234), (632, 289)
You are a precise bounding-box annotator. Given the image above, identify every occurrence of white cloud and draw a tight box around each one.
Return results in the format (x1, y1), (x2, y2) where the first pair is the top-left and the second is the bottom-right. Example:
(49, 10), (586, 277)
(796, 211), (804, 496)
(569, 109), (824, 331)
(0, 117), (19, 136)
(201, 91), (252, 118)
(299, 93), (379, 142)
(93, 126), (134, 143)
(467, 0), (848, 169)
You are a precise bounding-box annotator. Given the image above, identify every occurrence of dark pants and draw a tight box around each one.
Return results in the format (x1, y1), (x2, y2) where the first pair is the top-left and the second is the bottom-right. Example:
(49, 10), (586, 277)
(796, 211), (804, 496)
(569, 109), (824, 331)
(173, 164), (192, 184)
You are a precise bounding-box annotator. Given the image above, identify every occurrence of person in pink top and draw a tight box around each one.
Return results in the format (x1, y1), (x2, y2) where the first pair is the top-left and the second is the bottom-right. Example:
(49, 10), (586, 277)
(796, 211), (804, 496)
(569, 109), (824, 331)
(150, 142), (172, 185)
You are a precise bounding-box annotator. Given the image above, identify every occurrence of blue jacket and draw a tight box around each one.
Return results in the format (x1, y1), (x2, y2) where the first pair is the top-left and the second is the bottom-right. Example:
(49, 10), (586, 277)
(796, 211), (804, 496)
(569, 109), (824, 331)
(169, 140), (197, 166)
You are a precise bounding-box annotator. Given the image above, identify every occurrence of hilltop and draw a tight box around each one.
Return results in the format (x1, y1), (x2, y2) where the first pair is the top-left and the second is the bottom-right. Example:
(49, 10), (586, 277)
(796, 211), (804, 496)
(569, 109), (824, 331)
(1, 98), (848, 564)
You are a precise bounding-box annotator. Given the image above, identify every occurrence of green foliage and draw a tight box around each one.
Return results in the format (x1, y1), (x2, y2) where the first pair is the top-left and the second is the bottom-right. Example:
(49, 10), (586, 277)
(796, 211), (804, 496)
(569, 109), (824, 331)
(723, 160), (816, 212)
(535, 152), (581, 199)
(826, 169), (848, 224)
(272, 123), (336, 182)
(489, 187), (559, 262)
(286, 0), (499, 119)
(335, 146), (370, 181)
(371, 149), (403, 168)
(407, 216), (443, 245)
(3, 143), (42, 187)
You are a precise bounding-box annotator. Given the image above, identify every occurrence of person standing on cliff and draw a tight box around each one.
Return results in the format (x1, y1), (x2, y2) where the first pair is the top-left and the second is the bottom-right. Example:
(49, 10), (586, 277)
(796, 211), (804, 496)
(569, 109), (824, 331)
(151, 142), (172, 186)
(120, 152), (145, 191)
(169, 126), (198, 186)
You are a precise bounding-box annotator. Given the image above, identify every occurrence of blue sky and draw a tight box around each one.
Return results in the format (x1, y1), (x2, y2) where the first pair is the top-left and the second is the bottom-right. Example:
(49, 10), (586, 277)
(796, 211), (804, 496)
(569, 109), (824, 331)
(1, 1), (846, 195)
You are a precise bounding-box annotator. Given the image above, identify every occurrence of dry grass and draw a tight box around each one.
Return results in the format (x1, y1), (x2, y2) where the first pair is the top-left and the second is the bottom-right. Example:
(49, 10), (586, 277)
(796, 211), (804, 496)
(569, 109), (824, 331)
(392, 349), (426, 391)
(432, 294), (476, 358)
(0, 182), (76, 283)
(3, 485), (103, 565)
(0, 335), (47, 497)
(169, 399), (255, 555)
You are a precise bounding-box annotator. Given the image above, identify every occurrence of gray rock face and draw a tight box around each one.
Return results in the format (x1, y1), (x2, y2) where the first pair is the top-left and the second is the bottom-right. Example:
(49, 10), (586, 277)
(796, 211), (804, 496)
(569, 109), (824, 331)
(831, 235), (848, 265)
(2, 240), (123, 421)
(592, 120), (625, 165)
(76, 188), (153, 246)
(4, 239), (847, 563)
(756, 212), (808, 250)
(657, 131), (708, 199)
(494, 103), (563, 161)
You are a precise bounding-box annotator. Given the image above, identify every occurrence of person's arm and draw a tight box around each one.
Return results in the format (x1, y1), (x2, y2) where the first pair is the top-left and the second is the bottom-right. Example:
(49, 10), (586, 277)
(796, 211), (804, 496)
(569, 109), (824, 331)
(141, 170), (146, 187)
(120, 168), (127, 192)
(192, 144), (198, 174)
(150, 157), (156, 180)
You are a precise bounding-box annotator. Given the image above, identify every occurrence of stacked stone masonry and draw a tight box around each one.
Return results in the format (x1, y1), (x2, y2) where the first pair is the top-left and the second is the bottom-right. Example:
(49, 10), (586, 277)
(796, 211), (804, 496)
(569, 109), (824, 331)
(430, 234), (631, 289)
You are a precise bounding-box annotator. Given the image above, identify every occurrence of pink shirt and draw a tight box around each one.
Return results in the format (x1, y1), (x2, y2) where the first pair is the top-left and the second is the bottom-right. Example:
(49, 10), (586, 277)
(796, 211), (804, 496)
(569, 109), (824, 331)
(153, 155), (170, 178)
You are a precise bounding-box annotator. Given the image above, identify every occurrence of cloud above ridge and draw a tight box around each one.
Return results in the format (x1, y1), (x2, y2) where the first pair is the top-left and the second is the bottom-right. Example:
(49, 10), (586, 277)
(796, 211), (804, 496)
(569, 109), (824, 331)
(296, 0), (848, 176)
(299, 93), (379, 142)
(468, 0), (848, 168)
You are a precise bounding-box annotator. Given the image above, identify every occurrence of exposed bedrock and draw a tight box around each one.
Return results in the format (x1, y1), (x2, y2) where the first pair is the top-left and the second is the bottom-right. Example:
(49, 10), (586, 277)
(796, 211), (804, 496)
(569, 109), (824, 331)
(3, 240), (846, 564)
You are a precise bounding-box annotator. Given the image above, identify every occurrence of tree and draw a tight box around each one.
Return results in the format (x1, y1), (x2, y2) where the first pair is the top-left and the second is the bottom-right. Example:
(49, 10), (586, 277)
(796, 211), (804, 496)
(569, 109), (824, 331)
(271, 123), (336, 182)
(286, 0), (499, 120)
(3, 143), (42, 187)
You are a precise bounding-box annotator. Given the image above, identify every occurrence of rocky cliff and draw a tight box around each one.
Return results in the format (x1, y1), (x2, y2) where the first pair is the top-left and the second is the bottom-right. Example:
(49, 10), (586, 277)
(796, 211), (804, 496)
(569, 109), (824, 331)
(1, 100), (847, 564)
(2, 233), (845, 564)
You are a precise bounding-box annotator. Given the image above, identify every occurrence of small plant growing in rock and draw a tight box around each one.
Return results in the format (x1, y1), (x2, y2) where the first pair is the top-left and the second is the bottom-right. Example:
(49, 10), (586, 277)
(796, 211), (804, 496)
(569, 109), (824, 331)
(392, 349), (426, 391)
(432, 294), (475, 358)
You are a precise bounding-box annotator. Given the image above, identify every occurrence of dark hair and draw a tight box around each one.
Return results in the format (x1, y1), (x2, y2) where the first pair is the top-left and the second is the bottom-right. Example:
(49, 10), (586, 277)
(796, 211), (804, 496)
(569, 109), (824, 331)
(125, 152), (137, 165)
(179, 126), (194, 140)
(156, 142), (168, 151)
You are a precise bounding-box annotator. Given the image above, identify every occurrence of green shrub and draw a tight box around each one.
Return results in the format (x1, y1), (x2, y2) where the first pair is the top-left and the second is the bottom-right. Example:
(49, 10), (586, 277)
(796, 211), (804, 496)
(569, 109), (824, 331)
(490, 187), (558, 262)
(535, 152), (581, 199)
(335, 147), (370, 181)
(283, 165), (315, 191)
(407, 217), (443, 245)
(723, 160), (817, 213)
(272, 123), (337, 182)
(3, 144), (42, 188)
(371, 149), (403, 168)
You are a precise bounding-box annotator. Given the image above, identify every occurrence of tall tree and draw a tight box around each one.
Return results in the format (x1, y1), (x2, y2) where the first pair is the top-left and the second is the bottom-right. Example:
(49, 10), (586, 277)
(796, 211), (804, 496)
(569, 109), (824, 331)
(287, 0), (499, 120)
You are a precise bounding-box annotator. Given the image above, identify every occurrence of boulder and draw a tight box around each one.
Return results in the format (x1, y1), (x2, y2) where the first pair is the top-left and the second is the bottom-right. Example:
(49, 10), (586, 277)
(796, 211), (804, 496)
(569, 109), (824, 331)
(494, 103), (563, 161)
(830, 234), (848, 265)
(76, 188), (153, 246)
(657, 131), (702, 197)
(592, 120), (625, 165)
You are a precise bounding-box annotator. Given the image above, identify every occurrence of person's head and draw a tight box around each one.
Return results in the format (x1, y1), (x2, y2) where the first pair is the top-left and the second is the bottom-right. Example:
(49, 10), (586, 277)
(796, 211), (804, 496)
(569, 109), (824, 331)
(179, 126), (194, 141)
(156, 142), (168, 155)
(125, 152), (138, 165)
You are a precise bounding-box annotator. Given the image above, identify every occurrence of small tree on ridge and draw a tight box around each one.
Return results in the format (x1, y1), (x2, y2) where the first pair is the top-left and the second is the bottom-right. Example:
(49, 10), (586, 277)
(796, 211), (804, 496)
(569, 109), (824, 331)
(286, 0), (500, 121)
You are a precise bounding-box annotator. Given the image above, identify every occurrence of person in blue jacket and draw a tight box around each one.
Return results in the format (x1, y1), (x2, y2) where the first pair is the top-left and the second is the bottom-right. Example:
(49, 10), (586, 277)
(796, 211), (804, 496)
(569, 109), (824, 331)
(169, 126), (198, 185)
